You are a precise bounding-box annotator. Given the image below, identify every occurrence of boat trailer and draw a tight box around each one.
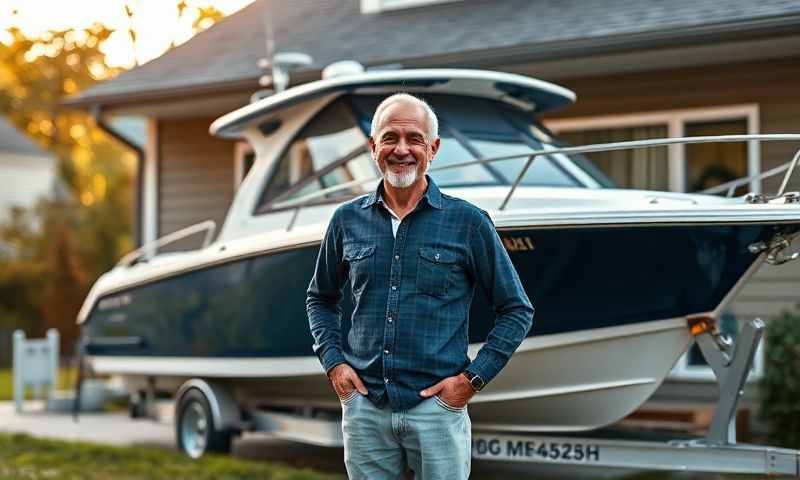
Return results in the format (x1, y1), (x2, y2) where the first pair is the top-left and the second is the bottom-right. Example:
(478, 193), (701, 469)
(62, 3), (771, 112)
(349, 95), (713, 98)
(470, 317), (799, 476)
(164, 315), (799, 475)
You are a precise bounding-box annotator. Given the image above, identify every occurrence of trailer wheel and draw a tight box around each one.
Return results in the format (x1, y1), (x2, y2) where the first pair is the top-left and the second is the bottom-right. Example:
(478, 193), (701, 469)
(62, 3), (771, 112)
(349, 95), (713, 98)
(176, 388), (232, 458)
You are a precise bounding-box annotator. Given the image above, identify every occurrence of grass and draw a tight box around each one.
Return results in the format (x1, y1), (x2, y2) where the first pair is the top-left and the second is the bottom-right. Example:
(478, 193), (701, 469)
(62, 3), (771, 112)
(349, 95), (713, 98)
(0, 367), (76, 401)
(0, 432), (342, 480)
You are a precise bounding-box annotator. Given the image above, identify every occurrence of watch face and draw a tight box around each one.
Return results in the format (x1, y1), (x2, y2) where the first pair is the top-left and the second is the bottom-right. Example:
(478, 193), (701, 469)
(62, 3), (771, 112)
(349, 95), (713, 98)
(470, 375), (484, 391)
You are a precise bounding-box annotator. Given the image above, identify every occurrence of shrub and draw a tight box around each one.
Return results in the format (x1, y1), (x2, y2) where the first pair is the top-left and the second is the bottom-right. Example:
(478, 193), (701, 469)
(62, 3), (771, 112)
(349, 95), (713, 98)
(760, 304), (800, 448)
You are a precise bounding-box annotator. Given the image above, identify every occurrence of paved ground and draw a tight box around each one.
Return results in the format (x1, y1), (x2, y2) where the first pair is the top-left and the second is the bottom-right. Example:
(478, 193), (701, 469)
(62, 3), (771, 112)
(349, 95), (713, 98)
(0, 401), (669, 479)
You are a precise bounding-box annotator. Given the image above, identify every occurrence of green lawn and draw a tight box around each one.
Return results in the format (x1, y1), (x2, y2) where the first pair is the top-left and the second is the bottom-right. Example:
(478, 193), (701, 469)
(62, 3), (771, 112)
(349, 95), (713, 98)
(0, 367), (75, 401)
(0, 433), (342, 480)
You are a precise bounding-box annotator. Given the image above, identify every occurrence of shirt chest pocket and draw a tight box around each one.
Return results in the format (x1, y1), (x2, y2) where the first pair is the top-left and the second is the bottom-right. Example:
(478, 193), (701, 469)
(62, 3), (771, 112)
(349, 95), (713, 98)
(417, 247), (458, 298)
(344, 244), (376, 295)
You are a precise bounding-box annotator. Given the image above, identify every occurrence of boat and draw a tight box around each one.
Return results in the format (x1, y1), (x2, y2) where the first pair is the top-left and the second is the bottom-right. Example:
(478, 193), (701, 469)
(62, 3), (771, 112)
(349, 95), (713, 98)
(75, 65), (800, 434)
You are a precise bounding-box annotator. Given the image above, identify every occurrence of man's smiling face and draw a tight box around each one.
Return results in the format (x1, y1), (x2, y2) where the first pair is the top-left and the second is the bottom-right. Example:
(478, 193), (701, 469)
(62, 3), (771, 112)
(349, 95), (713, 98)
(370, 100), (440, 189)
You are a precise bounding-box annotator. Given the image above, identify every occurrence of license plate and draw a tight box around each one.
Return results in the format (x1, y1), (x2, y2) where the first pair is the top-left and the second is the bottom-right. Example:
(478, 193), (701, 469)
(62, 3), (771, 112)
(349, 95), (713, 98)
(472, 433), (601, 463)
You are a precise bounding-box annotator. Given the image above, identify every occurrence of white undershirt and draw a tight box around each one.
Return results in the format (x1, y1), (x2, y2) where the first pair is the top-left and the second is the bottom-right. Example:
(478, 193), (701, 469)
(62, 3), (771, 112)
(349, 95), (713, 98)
(378, 195), (401, 238)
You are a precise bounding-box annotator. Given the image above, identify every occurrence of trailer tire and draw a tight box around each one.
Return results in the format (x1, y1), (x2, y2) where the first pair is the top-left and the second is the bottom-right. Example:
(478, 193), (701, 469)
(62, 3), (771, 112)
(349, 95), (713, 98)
(176, 388), (232, 458)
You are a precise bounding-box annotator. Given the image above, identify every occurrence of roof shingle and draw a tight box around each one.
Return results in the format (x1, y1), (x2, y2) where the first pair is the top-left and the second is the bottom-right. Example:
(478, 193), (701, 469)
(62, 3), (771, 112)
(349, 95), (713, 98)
(68, 0), (800, 105)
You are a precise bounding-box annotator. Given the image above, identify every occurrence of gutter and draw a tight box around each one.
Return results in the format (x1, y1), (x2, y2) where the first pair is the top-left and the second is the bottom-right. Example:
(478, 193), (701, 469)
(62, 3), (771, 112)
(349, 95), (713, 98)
(63, 12), (800, 109)
(91, 106), (144, 247)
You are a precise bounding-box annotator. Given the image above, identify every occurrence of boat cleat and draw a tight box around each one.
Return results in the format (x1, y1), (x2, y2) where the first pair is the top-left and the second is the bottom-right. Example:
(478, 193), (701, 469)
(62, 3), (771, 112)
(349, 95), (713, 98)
(748, 232), (800, 265)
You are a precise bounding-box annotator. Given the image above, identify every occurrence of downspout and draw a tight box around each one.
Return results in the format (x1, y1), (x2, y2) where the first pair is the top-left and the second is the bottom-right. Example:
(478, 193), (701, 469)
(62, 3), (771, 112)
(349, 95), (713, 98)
(91, 105), (145, 248)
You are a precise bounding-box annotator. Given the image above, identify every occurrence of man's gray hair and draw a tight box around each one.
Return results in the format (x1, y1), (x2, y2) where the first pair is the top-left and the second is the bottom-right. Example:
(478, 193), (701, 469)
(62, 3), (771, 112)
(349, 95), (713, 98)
(370, 93), (439, 141)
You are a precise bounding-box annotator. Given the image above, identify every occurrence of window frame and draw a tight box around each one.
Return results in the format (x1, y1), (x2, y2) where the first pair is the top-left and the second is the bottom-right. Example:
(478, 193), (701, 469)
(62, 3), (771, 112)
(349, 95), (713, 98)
(253, 97), (373, 215)
(252, 94), (600, 216)
(545, 104), (761, 194)
(234, 142), (254, 191)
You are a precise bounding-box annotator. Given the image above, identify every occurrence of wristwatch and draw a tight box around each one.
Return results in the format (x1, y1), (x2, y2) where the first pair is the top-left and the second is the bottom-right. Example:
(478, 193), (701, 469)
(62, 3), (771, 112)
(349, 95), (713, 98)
(462, 371), (486, 392)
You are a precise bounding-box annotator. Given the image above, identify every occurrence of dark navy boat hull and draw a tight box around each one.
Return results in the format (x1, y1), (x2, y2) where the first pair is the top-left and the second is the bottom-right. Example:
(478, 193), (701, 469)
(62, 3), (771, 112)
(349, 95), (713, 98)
(84, 223), (786, 358)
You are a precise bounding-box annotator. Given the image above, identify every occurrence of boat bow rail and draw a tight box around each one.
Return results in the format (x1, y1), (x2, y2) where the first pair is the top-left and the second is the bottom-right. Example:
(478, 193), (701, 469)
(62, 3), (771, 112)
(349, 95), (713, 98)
(116, 220), (217, 268)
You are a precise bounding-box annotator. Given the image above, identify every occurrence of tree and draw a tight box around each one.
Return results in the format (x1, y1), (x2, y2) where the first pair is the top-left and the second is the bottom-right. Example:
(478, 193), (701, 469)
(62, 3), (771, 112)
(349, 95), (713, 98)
(0, 3), (229, 354)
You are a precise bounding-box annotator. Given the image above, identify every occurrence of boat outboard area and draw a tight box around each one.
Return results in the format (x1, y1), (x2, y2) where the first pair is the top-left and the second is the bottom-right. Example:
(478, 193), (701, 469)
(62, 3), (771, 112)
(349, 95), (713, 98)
(74, 66), (800, 466)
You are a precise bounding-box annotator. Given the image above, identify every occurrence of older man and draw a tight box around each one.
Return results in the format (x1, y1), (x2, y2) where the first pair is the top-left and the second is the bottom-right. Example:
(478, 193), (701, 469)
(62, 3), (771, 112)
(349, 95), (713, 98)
(307, 93), (534, 479)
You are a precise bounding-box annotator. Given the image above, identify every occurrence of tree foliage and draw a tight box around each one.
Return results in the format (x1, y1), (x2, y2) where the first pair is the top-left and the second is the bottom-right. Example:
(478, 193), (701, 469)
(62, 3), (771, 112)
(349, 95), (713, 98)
(760, 305), (800, 448)
(0, 4), (227, 355)
(0, 24), (131, 352)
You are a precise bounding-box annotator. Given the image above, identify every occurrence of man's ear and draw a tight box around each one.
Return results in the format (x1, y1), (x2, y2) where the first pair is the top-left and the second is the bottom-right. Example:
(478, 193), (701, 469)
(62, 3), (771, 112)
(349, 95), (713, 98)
(368, 136), (377, 158)
(430, 137), (441, 158)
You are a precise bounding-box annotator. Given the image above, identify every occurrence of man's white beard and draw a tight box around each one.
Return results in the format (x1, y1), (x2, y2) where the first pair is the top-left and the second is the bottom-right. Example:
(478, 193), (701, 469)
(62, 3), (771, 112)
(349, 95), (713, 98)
(385, 167), (418, 188)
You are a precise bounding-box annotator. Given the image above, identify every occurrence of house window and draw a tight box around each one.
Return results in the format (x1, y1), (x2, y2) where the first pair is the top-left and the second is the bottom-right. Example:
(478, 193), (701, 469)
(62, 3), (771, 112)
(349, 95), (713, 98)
(361, 0), (459, 14)
(685, 119), (748, 193)
(560, 125), (669, 191)
(547, 104), (760, 194)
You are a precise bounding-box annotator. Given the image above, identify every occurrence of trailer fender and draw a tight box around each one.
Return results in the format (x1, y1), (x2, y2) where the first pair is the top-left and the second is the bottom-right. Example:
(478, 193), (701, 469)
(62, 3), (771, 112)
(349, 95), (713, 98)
(176, 379), (240, 431)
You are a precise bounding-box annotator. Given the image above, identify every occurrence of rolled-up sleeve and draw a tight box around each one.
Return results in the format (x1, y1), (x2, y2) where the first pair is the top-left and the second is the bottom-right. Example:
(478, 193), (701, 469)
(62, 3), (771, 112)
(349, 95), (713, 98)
(306, 210), (347, 374)
(465, 211), (534, 384)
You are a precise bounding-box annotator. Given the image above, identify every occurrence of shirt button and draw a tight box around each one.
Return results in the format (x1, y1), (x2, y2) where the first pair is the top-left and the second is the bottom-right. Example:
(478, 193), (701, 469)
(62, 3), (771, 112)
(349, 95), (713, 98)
(391, 285), (397, 291)
(387, 315), (393, 322)
(384, 348), (390, 354)
(384, 378), (390, 383)
(394, 255), (400, 260)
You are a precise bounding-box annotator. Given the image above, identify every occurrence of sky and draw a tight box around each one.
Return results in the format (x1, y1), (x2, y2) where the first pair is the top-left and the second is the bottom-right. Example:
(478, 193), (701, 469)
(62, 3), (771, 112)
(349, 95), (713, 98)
(0, 0), (256, 68)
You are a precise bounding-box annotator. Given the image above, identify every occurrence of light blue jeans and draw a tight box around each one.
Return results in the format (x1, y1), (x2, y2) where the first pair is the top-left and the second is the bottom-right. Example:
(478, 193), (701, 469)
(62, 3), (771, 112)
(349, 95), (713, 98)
(340, 391), (471, 479)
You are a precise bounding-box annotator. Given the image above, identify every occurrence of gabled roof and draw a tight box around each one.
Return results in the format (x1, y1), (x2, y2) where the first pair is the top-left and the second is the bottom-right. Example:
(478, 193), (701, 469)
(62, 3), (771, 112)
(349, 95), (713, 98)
(0, 117), (50, 157)
(65, 0), (800, 107)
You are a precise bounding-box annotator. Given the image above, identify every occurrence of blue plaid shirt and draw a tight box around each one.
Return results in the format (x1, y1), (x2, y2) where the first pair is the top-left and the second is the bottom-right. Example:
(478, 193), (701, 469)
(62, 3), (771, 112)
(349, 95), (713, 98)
(307, 177), (534, 411)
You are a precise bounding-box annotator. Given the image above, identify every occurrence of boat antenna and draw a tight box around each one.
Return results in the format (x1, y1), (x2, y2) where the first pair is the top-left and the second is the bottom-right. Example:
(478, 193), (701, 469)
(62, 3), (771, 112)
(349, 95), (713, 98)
(252, 8), (313, 102)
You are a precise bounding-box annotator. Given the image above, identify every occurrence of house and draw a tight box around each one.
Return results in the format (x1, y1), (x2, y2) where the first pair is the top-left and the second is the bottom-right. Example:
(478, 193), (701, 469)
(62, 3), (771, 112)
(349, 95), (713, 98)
(0, 116), (56, 229)
(0, 116), (56, 365)
(64, 0), (800, 434)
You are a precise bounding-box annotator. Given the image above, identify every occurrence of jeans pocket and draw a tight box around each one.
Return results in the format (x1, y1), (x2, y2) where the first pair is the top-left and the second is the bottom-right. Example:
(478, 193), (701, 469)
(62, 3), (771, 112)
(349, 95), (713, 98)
(434, 395), (466, 413)
(340, 390), (360, 406)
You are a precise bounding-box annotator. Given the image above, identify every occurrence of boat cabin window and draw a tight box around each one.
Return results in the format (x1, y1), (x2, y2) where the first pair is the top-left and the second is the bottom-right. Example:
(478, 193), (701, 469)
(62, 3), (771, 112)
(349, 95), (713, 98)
(257, 93), (605, 214)
(259, 100), (378, 210)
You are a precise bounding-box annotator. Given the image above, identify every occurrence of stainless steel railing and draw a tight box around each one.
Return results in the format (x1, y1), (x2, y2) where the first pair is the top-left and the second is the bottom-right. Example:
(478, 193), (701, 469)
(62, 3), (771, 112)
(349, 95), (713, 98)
(270, 134), (800, 214)
(116, 220), (217, 267)
(119, 134), (800, 262)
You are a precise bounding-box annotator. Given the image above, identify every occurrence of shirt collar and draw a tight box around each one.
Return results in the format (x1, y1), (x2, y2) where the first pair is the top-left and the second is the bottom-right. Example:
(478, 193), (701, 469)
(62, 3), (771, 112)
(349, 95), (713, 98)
(361, 175), (443, 210)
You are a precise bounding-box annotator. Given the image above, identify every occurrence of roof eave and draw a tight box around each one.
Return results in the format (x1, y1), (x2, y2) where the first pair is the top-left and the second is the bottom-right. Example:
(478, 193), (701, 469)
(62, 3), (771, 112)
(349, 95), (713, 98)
(62, 12), (800, 110)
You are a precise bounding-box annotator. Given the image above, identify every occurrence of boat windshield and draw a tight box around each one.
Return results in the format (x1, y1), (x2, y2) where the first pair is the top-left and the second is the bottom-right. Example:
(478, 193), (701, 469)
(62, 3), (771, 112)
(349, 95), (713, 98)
(257, 93), (614, 213)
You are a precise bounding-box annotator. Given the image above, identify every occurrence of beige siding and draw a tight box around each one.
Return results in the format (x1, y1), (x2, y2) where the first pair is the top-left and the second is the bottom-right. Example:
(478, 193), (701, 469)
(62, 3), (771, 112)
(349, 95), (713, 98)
(158, 117), (235, 250)
(732, 261), (800, 320)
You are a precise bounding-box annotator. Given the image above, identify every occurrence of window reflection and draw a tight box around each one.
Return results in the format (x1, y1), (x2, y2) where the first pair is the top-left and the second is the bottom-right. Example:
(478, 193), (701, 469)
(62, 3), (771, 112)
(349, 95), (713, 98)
(260, 102), (378, 208)
(470, 138), (575, 187)
(430, 135), (497, 186)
